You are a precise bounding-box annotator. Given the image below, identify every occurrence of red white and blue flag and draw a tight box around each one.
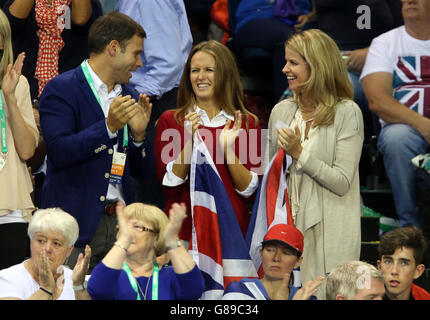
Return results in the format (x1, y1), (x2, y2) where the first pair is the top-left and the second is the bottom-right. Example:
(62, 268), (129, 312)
(393, 56), (430, 118)
(189, 134), (258, 300)
(246, 148), (293, 278)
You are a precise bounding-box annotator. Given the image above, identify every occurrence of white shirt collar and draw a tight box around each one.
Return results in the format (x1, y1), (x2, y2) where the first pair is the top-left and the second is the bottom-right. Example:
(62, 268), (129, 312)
(85, 60), (122, 96)
(193, 105), (234, 126)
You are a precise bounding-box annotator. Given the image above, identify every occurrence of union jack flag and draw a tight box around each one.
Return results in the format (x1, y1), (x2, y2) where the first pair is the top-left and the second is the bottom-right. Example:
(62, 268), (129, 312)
(393, 55), (430, 118)
(189, 134), (258, 300)
(246, 148), (294, 278)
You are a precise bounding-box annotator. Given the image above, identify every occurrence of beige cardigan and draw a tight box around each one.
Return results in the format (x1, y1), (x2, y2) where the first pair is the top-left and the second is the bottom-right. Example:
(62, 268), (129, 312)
(264, 98), (364, 297)
(0, 76), (38, 221)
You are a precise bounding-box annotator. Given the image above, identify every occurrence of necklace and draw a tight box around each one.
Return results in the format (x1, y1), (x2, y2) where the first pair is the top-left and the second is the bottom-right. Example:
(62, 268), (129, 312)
(298, 106), (314, 124)
(136, 274), (152, 300)
(122, 261), (160, 300)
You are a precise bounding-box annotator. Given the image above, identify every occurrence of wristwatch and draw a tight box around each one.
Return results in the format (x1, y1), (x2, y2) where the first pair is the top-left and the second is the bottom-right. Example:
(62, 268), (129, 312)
(73, 281), (87, 291)
(166, 240), (183, 251)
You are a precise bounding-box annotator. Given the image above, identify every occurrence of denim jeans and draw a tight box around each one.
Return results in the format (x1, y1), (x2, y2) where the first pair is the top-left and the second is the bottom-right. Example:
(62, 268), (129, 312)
(347, 70), (369, 117)
(378, 123), (430, 227)
(347, 69), (376, 138)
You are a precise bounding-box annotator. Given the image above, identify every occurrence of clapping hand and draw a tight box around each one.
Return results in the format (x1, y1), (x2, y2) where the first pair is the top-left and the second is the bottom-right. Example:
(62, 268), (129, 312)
(164, 203), (187, 245)
(106, 95), (139, 133)
(184, 112), (202, 140)
(38, 249), (56, 294)
(219, 110), (243, 151)
(115, 201), (135, 249)
(127, 93), (153, 141)
(72, 245), (91, 287)
(2, 52), (25, 97)
(278, 126), (303, 160)
(292, 276), (324, 300)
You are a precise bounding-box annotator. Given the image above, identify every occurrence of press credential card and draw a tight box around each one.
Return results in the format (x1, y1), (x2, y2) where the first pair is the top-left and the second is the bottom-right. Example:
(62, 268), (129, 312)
(109, 151), (126, 184)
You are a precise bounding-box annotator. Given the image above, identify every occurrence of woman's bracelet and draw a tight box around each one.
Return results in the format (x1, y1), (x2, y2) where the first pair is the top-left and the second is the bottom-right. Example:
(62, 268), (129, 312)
(166, 240), (183, 251)
(114, 241), (128, 252)
(40, 287), (53, 299)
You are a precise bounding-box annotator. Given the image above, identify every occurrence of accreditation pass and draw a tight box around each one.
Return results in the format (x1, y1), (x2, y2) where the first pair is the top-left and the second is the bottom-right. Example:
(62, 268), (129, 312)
(109, 151), (126, 184)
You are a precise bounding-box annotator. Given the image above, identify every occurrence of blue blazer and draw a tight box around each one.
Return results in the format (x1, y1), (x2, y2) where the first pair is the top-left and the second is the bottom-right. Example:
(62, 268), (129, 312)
(39, 65), (154, 247)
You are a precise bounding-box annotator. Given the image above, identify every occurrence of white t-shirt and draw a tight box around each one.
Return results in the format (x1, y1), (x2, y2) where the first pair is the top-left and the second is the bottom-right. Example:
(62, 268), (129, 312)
(360, 26), (430, 125)
(0, 260), (75, 300)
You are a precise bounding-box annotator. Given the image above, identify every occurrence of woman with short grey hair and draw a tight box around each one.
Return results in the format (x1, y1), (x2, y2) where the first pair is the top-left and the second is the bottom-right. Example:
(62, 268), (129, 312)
(0, 208), (92, 300)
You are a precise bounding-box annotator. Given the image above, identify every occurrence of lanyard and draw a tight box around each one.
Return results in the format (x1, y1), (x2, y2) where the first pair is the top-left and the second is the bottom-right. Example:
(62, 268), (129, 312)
(80, 60), (128, 149)
(122, 261), (159, 300)
(0, 91), (7, 154)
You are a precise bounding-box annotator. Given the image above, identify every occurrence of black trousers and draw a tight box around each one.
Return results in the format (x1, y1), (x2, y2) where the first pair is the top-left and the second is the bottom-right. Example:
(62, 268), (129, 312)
(133, 87), (179, 210)
(0, 223), (31, 270)
(65, 213), (118, 272)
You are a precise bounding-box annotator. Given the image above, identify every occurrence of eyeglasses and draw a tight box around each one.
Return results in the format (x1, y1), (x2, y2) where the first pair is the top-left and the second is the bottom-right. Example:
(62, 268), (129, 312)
(133, 224), (156, 233)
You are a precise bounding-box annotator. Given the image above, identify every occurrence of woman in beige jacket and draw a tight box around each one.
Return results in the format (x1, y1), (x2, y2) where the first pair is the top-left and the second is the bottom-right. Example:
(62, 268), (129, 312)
(0, 9), (38, 270)
(264, 29), (364, 299)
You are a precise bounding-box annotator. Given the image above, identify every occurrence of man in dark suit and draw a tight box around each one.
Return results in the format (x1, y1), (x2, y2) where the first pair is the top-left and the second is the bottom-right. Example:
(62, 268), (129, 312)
(39, 12), (154, 271)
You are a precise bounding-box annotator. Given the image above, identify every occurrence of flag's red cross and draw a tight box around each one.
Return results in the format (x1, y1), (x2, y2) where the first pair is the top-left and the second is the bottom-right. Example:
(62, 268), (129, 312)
(395, 56), (430, 118)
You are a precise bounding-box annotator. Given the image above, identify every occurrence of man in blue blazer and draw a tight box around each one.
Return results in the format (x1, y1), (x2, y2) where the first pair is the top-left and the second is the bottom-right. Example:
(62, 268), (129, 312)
(39, 12), (154, 271)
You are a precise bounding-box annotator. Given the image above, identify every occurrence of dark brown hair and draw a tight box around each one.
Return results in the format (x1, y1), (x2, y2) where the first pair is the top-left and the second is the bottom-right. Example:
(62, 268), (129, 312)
(88, 12), (146, 55)
(378, 226), (427, 265)
(261, 240), (301, 258)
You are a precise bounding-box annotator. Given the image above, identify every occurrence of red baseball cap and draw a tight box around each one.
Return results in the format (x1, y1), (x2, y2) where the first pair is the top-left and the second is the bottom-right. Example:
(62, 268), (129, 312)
(262, 224), (304, 255)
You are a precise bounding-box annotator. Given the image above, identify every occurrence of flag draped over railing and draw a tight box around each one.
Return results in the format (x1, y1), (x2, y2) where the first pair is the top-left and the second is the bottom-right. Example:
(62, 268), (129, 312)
(246, 148), (294, 277)
(189, 134), (258, 300)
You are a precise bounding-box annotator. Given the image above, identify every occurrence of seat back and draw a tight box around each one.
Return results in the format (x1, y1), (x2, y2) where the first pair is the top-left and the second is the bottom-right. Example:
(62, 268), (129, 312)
(227, 0), (271, 63)
(227, 0), (241, 34)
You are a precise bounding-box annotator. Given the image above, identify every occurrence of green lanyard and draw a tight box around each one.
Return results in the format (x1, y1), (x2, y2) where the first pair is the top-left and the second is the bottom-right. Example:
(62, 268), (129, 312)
(122, 261), (159, 300)
(80, 60), (128, 149)
(0, 91), (7, 154)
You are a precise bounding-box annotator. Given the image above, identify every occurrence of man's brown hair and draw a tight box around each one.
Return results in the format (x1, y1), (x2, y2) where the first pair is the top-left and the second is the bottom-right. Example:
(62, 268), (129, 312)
(378, 226), (427, 265)
(88, 12), (146, 55)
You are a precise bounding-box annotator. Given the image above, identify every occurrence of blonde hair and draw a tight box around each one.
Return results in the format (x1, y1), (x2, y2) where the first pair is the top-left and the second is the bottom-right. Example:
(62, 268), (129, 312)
(0, 9), (13, 82)
(326, 261), (384, 300)
(285, 29), (353, 127)
(175, 40), (257, 129)
(124, 203), (169, 256)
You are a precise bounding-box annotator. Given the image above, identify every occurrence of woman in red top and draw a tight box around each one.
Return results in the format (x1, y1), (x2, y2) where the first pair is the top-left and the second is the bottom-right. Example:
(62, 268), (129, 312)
(154, 40), (262, 242)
